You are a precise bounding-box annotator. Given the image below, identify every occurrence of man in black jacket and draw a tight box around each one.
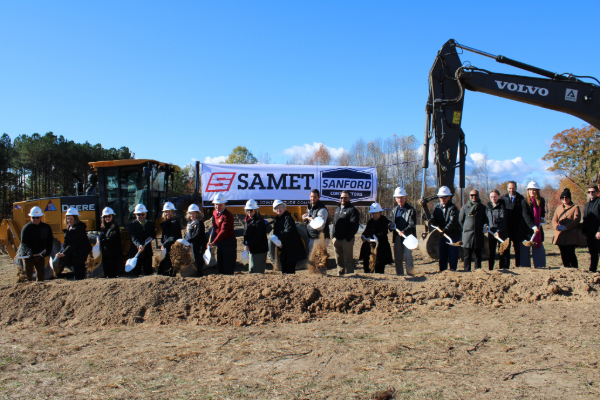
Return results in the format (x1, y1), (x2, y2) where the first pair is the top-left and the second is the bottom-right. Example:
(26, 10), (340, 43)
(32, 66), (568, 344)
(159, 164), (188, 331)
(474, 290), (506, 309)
(459, 190), (489, 271)
(500, 181), (524, 268)
(428, 186), (461, 272)
(127, 204), (156, 276)
(583, 185), (600, 272)
(332, 190), (360, 275)
(303, 189), (330, 256)
(20, 206), (54, 281)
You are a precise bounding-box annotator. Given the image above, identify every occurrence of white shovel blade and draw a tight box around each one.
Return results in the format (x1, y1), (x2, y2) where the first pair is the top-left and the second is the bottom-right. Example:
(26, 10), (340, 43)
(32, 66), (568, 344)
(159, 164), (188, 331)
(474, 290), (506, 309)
(92, 244), (101, 259)
(403, 234), (419, 250)
(158, 247), (166, 262)
(125, 257), (138, 272)
(177, 239), (191, 246)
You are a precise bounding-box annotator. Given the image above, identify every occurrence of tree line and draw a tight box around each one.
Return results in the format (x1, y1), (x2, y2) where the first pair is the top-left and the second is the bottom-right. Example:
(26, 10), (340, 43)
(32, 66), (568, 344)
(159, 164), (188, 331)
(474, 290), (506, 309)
(0, 132), (133, 219)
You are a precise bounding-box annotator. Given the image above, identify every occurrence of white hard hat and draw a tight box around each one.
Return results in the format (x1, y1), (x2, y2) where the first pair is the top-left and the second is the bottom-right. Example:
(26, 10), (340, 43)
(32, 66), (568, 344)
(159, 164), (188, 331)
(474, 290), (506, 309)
(393, 187), (408, 197)
(162, 202), (176, 211)
(245, 199), (259, 210)
(188, 204), (201, 213)
(369, 203), (384, 213)
(526, 181), (540, 190)
(212, 193), (227, 204)
(65, 207), (80, 216)
(28, 206), (44, 217)
(101, 207), (115, 217)
(437, 186), (453, 197)
(272, 200), (285, 210)
(134, 204), (148, 214)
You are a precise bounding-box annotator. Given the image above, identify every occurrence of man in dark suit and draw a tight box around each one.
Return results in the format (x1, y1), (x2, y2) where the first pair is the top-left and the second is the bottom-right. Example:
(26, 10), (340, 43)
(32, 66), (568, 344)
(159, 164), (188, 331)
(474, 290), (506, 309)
(583, 185), (600, 272)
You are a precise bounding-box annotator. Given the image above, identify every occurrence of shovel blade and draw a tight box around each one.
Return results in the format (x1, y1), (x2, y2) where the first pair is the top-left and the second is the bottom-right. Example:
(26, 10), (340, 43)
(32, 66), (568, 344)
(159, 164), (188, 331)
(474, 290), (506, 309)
(125, 258), (138, 272)
(403, 234), (419, 250)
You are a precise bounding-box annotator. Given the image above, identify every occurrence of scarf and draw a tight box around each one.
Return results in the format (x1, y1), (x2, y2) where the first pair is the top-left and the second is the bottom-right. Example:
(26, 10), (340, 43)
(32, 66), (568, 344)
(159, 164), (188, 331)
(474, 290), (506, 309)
(185, 219), (199, 240)
(532, 198), (542, 248)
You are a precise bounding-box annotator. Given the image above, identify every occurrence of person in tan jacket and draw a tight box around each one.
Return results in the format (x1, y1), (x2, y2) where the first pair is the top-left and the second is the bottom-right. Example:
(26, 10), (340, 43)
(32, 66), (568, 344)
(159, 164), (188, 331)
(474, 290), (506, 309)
(552, 188), (581, 268)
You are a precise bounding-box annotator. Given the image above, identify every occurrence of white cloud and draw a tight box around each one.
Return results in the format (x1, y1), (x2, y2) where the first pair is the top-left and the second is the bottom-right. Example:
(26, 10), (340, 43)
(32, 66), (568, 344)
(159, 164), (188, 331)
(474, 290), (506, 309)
(466, 153), (560, 188)
(204, 155), (227, 164)
(282, 142), (347, 160)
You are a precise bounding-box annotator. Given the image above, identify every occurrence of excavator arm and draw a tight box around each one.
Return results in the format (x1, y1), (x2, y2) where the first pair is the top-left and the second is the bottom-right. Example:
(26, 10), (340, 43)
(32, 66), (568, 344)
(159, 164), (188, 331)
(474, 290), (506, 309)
(421, 39), (600, 211)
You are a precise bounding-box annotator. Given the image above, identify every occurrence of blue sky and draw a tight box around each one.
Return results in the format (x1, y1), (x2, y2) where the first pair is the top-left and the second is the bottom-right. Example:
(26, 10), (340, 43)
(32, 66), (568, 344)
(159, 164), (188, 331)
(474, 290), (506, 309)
(2, 1), (598, 187)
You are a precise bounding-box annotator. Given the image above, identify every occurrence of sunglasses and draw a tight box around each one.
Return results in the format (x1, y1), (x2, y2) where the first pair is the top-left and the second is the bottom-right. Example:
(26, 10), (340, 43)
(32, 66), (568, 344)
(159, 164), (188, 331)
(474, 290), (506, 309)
(439, 196), (450, 199)
(560, 196), (570, 199)
(340, 197), (350, 200)
(32, 217), (41, 220)
(246, 209), (255, 212)
(469, 194), (479, 197)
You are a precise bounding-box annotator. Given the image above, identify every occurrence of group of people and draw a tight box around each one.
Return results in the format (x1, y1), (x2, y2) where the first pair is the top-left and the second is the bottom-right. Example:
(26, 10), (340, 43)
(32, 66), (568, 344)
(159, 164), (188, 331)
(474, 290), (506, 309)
(18, 180), (600, 282)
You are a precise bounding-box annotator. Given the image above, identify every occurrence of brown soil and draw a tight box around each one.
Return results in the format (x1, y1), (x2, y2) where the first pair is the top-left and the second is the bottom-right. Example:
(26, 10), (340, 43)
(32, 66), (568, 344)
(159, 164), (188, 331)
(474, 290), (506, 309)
(0, 225), (599, 399)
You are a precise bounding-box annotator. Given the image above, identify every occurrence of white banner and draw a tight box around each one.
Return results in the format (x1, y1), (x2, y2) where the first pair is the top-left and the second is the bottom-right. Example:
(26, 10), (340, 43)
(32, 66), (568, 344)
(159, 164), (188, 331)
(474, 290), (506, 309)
(201, 164), (377, 206)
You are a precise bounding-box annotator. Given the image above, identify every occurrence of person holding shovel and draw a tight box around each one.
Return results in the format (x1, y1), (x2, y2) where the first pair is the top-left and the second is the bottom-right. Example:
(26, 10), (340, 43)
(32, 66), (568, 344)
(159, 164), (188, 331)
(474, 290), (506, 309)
(208, 193), (237, 275)
(428, 186), (461, 272)
(19, 206), (54, 282)
(519, 181), (546, 268)
(56, 208), (92, 280)
(459, 190), (489, 271)
(486, 190), (508, 270)
(99, 207), (122, 278)
(158, 202), (182, 277)
(243, 199), (269, 274)
(389, 187), (416, 276)
(272, 200), (306, 274)
(552, 188), (581, 269)
(360, 203), (393, 273)
(127, 204), (156, 276)
(185, 204), (207, 277)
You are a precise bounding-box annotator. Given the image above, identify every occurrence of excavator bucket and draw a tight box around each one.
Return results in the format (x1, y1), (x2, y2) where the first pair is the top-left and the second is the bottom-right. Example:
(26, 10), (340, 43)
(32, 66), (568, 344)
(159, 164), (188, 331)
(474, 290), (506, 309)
(0, 219), (21, 259)
(418, 228), (441, 259)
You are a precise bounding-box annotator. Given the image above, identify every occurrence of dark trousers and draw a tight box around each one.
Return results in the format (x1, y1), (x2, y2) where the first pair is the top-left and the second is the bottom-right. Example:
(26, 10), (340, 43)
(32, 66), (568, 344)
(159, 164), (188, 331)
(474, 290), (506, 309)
(361, 256), (385, 274)
(488, 241), (508, 270)
(439, 235), (460, 272)
(558, 244), (578, 269)
(132, 251), (153, 276)
(158, 249), (176, 277)
(25, 257), (46, 282)
(504, 233), (521, 267)
(74, 263), (86, 280)
(216, 237), (237, 275)
(102, 255), (119, 278)
(282, 262), (296, 274)
(463, 248), (482, 271)
(588, 237), (600, 272)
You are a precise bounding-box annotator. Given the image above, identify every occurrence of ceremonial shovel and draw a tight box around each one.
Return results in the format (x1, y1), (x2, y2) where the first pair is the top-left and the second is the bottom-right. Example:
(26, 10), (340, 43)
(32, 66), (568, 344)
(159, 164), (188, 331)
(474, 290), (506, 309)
(484, 226), (510, 253)
(431, 224), (463, 246)
(396, 229), (418, 250)
(125, 237), (153, 272)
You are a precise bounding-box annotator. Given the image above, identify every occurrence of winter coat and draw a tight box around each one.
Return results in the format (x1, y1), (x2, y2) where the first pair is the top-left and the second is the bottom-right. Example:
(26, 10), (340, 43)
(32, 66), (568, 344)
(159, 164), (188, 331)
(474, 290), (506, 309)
(552, 202), (581, 246)
(359, 216), (394, 265)
(459, 200), (489, 249)
(161, 218), (182, 250)
(390, 204), (416, 243)
(185, 220), (208, 262)
(583, 197), (600, 237)
(244, 214), (269, 254)
(127, 219), (156, 258)
(332, 204), (360, 241)
(99, 222), (122, 258)
(63, 221), (92, 266)
(306, 201), (330, 239)
(520, 197), (546, 242)
(429, 201), (461, 238)
(212, 208), (235, 244)
(486, 202), (507, 240)
(20, 221), (54, 257)
(273, 210), (306, 264)
(501, 192), (525, 237)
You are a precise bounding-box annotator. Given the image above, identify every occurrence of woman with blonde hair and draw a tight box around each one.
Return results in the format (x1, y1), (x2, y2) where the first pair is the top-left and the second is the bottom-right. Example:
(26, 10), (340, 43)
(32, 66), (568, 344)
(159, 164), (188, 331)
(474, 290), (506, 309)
(55, 208), (92, 280)
(158, 202), (182, 276)
(184, 204), (207, 276)
(552, 188), (581, 268)
(519, 181), (546, 268)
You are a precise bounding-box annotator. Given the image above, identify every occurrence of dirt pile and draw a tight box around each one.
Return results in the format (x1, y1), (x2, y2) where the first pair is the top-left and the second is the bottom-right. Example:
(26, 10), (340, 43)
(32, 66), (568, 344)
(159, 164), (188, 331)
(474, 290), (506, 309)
(0, 268), (598, 328)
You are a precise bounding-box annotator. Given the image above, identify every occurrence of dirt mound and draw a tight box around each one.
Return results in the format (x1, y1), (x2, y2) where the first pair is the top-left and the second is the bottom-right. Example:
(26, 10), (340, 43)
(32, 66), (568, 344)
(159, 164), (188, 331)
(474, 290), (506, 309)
(0, 268), (598, 328)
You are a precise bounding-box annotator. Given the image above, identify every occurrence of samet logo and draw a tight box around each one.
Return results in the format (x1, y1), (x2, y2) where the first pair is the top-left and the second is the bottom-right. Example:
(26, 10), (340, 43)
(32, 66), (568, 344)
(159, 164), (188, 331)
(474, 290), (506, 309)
(319, 168), (374, 201)
(206, 172), (237, 192)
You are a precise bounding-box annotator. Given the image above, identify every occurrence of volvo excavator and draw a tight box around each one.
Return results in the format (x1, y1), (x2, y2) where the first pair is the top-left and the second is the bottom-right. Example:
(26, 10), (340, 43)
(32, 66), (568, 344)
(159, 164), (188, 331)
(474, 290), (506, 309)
(418, 39), (600, 259)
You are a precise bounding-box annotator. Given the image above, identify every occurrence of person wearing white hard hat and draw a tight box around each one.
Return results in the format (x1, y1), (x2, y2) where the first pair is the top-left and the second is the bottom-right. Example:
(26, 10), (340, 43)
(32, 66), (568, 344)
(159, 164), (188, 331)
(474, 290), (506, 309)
(428, 186), (461, 272)
(208, 193), (237, 275)
(243, 199), (269, 273)
(184, 204), (208, 276)
(126, 204), (156, 276)
(359, 203), (393, 274)
(272, 200), (306, 274)
(55, 208), (92, 280)
(389, 187), (416, 276)
(332, 190), (361, 275)
(519, 181), (546, 268)
(99, 207), (122, 278)
(158, 202), (182, 276)
(19, 206), (54, 282)
(302, 189), (331, 257)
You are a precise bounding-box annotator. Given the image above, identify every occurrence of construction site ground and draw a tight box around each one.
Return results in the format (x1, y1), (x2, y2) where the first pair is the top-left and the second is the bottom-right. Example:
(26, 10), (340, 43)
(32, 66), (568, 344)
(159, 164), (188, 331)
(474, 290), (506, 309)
(1, 225), (599, 399)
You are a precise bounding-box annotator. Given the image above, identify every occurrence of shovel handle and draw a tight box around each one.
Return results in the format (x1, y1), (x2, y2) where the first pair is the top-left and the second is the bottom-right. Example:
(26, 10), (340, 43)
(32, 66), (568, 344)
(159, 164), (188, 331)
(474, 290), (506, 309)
(395, 229), (406, 238)
(431, 224), (455, 244)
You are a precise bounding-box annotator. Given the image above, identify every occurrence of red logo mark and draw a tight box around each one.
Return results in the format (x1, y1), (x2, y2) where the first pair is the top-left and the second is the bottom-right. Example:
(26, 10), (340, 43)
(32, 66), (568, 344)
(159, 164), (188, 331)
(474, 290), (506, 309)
(206, 172), (236, 192)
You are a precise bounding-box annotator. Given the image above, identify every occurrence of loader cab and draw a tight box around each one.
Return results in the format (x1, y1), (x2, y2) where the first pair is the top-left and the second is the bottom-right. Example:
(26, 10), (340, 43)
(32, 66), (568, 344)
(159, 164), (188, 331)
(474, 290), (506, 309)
(90, 160), (177, 229)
